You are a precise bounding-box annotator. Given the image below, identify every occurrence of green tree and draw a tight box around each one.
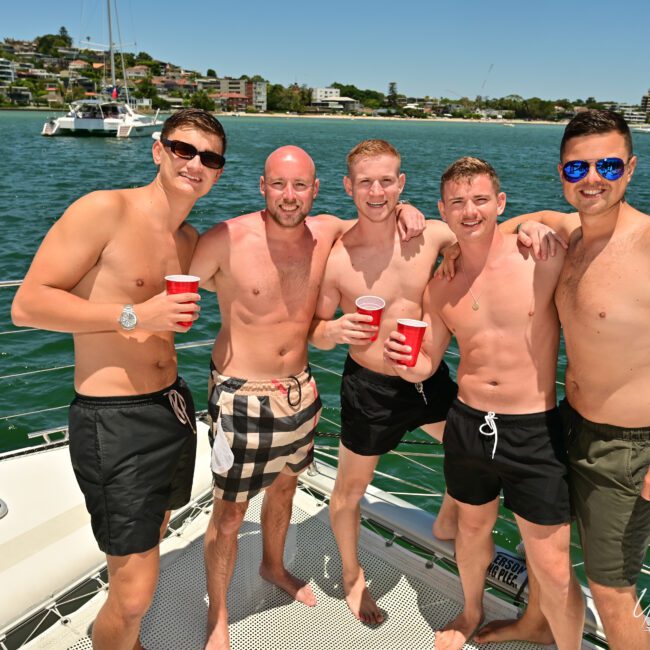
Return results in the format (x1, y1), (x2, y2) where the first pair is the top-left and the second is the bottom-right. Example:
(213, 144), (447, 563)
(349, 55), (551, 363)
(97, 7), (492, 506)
(206, 68), (217, 78)
(515, 97), (556, 121)
(190, 90), (215, 111)
(35, 32), (73, 56)
(58, 26), (72, 46)
(585, 96), (605, 109)
(331, 82), (385, 109)
(134, 77), (158, 100)
(387, 81), (398, 111)
(152, 96), (171, 110)
(267, 83), (292, 111)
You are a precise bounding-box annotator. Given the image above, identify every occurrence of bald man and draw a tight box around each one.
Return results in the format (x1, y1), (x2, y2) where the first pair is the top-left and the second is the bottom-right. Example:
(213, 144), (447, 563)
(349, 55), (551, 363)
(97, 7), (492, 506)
(190, 146), (424, 650)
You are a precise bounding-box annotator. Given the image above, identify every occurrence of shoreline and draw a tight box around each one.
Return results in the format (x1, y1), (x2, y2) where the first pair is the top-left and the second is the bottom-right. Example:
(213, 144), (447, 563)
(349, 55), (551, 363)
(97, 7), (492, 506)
(0, 106), (565, 126)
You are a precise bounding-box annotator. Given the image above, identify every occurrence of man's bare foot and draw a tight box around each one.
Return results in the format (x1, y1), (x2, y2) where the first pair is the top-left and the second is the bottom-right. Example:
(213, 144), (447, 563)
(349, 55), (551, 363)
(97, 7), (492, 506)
(343, 568), (384, 625)
(259, 565), (317, 607)
(475, 616), (554, 645)
(435, 610), (483, 650)
(205, 612), (230, 650)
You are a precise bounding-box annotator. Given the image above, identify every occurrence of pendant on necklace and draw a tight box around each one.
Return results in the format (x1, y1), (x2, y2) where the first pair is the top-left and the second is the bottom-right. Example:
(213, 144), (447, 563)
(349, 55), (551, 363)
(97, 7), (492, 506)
(472, 302), (480, 311)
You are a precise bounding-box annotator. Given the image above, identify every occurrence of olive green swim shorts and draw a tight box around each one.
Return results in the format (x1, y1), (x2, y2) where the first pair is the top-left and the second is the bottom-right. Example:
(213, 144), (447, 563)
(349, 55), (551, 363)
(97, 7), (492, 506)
(562, 400), (650, 587)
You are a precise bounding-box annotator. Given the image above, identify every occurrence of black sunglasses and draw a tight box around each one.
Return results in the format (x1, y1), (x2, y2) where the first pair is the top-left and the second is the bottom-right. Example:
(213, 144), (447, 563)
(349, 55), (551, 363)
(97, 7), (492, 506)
(161, 137), (225, 170)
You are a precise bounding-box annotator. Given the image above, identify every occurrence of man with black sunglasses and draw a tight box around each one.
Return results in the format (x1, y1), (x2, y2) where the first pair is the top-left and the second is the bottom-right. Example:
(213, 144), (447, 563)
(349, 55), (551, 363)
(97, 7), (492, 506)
(12, 108), (227, 650)
(469, 111), (650, 650)
(190, 145), (425, 650)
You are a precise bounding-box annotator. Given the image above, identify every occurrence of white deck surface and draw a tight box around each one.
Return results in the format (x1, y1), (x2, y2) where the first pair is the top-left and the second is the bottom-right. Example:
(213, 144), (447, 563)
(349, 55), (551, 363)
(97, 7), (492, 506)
(23, 485), (579, 650)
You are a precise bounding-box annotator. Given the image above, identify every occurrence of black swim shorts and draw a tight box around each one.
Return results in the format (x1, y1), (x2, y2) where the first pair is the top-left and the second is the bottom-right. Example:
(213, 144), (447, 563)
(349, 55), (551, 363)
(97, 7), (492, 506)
(444, 399), (570, 526)
(340, 355), (458, 456)
(68, 377), (197, 556)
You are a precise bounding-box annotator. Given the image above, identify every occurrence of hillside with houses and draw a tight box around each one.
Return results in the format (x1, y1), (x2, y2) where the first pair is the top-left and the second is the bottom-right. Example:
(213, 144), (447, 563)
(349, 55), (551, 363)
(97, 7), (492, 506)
(1, 28), (649, 123)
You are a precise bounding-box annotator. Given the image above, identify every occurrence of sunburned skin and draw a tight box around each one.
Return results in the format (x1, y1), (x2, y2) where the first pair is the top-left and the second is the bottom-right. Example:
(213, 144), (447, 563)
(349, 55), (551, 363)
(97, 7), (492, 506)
(394, 176), (565, 415)
(323, 220), (455, 375)
(199, 209), (339, 379)
(308, 148), (456, 626)
(192, 145), (428, 650)
(434, 234), (563, 415)
(191, 146), (351, 380)
(387, 171), (583, 650)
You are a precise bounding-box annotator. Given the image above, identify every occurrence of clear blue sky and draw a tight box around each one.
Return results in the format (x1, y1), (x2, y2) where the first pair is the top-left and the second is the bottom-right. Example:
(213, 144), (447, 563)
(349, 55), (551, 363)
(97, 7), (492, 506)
(4, 0), (649, 103)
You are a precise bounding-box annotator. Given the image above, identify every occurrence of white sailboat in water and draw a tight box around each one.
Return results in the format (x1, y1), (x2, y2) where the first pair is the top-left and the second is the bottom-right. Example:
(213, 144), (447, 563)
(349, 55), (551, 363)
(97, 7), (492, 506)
(41, 0), (162, 138)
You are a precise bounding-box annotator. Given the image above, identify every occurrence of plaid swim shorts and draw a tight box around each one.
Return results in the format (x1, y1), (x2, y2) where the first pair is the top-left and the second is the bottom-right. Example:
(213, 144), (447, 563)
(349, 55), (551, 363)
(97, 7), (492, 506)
(207, 361), (322, 502)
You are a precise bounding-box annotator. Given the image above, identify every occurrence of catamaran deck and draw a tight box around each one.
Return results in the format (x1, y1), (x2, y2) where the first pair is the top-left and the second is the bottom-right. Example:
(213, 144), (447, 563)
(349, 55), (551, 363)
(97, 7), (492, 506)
(11, 457), (597, 650)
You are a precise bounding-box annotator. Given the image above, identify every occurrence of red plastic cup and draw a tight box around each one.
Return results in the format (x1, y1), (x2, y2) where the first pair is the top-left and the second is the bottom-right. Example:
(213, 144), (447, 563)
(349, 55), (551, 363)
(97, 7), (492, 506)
(397, 318), (427, 367)
(355, 295), (385, 342)
(165, 274), (199, 328)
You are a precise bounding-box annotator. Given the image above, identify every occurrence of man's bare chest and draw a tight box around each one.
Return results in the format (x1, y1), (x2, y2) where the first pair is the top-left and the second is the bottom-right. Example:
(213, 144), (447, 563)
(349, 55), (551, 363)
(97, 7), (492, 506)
(556, 244), (647, 326)
(226, 243), (329, 314)
(346, 248), (435, 297)
(90, 228), (185, 301)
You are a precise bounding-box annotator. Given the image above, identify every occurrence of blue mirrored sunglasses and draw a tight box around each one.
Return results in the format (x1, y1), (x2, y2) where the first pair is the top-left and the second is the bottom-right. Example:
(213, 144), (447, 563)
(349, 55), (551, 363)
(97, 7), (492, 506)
(562, 157), (626, 183)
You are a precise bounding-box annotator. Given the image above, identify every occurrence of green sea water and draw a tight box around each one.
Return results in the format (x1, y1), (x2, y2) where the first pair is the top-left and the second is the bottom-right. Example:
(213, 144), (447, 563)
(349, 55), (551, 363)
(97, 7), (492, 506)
(2, 110), (650, 587)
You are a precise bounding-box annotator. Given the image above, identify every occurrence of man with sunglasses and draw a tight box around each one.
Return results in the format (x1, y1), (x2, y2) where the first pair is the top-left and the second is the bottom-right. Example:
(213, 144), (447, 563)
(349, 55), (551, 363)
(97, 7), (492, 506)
(12, 108), (227, 650)
(189, 144), (425, 650)
(468, 110), (650, 649)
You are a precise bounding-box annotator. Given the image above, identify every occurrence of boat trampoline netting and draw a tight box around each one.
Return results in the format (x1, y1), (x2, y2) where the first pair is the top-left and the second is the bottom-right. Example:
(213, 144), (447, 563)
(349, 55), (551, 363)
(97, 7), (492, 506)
(137, 491), (547, 650)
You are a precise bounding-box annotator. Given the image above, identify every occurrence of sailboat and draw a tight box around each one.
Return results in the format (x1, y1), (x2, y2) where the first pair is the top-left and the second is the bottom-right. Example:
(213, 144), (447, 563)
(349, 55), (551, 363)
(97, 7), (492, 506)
(41, 0), (163, 138)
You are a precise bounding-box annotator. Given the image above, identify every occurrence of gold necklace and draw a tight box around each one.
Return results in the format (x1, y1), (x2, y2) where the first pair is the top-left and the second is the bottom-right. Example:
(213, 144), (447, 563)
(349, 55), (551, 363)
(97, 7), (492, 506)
(460, 262), (481, 311)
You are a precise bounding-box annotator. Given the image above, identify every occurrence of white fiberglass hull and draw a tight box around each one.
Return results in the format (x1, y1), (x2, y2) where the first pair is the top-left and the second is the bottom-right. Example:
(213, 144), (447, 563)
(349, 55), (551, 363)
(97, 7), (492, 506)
(42, 116), (163, 137)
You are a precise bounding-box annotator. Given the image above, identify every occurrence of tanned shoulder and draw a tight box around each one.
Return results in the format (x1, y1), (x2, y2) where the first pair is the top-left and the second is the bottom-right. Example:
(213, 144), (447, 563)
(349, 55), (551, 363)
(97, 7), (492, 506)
(57, 189), (125, 240)
(308, 213), (355, 243)
(424, 218), (454, 247)
(636, 211), (650, 260)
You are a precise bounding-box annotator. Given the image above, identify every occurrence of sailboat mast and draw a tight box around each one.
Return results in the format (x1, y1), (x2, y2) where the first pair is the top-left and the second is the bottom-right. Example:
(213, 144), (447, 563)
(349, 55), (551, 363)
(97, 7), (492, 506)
(107, 0), (117, 91)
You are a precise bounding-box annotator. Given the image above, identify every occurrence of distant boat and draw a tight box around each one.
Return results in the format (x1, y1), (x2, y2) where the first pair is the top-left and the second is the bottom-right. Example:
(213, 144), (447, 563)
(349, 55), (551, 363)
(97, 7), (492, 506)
(632, 125), (650, 134)
(42, 99), (161, 137)
(41, 0), (162, 138)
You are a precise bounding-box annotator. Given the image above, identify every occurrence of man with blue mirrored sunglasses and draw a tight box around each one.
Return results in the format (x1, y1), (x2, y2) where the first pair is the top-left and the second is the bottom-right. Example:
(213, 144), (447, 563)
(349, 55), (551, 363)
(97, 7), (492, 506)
(477, 111), (650, 650)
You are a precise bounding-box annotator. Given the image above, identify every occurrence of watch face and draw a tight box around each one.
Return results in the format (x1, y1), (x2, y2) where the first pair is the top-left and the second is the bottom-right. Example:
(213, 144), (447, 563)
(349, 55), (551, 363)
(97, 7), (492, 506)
(120, 308), (137, 330)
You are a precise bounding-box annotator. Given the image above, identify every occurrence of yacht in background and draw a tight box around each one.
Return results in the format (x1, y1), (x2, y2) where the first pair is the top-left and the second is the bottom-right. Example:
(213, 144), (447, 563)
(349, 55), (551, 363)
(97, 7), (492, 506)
(42, 98), (161, 137)
(41, 0), (162, 138)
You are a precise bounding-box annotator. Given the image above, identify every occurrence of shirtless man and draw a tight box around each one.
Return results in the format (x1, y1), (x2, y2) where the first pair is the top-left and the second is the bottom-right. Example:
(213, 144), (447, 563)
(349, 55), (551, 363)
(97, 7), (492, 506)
(308, 139), (458, 624)
(189, 145), (424, 650)
(386, 157), (585, 650)
(11, 109), (226, 650)
(478, 110), (650, 650)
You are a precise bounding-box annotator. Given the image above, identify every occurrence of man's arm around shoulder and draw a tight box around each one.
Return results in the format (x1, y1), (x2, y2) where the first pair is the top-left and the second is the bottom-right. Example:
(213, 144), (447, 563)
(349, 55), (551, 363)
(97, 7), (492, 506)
(425, 218), (456, 250)
(190, 221), (230, 292)
(501, 210), (581, 258)
(311, 203), (426, 242)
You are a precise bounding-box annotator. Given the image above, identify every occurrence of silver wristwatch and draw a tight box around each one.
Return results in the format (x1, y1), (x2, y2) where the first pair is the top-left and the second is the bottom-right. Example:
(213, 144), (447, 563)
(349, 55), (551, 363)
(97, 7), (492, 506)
(118, 304), (137, 331)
